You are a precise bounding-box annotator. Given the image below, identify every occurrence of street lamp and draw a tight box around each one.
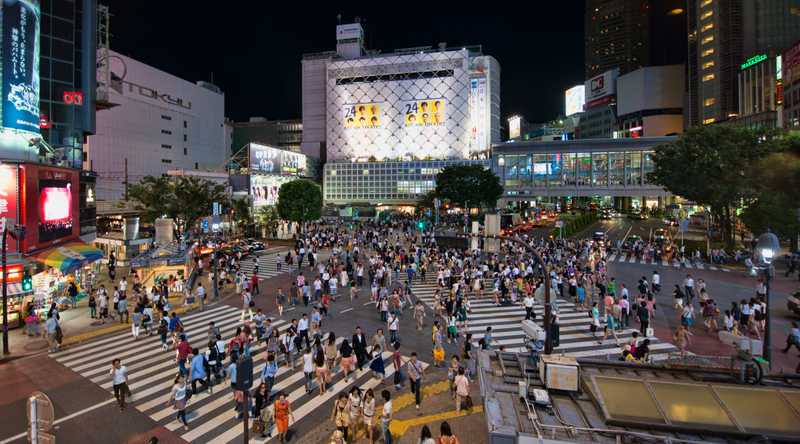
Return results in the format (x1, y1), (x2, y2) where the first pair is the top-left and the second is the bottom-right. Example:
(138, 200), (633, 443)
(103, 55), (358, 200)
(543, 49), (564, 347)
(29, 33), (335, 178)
(498, 156), (506, 210)
(756, 230), (780, 366)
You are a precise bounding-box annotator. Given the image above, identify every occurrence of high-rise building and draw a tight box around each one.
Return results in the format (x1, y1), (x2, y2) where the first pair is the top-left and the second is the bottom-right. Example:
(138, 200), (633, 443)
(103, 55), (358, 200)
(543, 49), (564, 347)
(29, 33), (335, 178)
(585, 0), (687, 79)
(39, 0), (97, 166)
(231, 118), (302, 154)
(689, 0), (800, 127)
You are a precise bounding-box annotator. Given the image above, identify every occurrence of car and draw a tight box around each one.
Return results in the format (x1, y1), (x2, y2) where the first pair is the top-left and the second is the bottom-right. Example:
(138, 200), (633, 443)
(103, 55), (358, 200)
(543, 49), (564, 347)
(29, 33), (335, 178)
(622, 235), (642, 251)
(599, 209), (613, 220)
(246, 240), (266, 253)
(628, 210), (647, 220)
(663, 218), (678, 227)
(592, 231), (607, 244)
(653, 228), (669, 242)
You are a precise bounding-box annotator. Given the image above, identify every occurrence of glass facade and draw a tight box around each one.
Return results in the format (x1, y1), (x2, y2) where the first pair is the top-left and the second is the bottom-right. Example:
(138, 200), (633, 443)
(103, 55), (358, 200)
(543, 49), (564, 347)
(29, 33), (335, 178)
(323, 159), (488, 204)
(494, 149), (657, 190)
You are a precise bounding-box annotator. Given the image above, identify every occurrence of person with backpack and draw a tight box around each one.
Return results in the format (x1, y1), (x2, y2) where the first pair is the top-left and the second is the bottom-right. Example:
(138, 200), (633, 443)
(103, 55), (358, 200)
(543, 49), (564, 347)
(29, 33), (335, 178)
(189, 347), (211, 394)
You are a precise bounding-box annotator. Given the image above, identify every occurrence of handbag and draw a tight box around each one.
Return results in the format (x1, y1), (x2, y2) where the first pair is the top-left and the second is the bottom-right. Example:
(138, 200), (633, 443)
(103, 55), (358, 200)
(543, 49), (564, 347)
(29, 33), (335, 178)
(251, 418), (265, 434)
(462, 395), (474, 410)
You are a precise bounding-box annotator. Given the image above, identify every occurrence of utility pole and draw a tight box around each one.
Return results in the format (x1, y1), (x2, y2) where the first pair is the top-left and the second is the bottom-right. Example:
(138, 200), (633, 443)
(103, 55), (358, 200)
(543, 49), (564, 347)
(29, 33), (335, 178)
(124, 158), (129, 201)
(2, 220), (8, 355)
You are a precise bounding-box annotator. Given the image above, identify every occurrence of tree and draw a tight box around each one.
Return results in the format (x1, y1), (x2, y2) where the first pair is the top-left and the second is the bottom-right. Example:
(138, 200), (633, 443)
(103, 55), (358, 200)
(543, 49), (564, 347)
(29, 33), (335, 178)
(128, 175), (227, 234)
(649, 126), (782, 246)
(231, 197), (253, 236)
(254, 205), (281, 238)
(434, 165), (502, 211)
(416, 189), (438, 209)
(276, 179), (322, 232)
(740, 192), (800, 249)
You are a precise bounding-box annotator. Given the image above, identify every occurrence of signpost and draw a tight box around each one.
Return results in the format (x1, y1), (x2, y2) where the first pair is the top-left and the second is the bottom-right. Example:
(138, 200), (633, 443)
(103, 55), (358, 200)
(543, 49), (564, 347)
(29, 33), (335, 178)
(555, 220), (564, 239)
(27, 391), (55, 444)
(433, 198), (441, 226)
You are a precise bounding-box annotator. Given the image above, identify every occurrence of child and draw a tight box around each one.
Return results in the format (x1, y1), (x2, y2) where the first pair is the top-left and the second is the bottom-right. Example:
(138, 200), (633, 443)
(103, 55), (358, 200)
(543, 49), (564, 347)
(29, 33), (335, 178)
(433, 344), (445, 367)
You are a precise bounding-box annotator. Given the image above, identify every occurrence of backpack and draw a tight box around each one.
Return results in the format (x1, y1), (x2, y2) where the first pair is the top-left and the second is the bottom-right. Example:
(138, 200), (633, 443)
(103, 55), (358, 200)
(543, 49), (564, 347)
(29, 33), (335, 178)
(157, 320), (168, 335)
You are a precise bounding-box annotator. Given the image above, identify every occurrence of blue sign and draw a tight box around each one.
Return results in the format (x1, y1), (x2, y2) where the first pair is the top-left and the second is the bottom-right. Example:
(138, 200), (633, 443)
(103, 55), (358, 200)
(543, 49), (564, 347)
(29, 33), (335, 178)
(1, 0), (40, 135)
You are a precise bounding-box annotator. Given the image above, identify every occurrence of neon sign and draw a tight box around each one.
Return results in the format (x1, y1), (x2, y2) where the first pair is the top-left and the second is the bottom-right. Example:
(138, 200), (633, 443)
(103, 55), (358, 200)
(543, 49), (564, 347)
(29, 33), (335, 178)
(741, 53), (767, 70)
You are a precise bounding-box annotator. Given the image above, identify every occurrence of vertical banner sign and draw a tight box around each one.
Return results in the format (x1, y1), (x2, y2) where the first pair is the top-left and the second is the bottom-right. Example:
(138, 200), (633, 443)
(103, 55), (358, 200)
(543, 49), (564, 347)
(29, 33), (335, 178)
(1, 0), (41, 135)
(0, 164), (18, 252)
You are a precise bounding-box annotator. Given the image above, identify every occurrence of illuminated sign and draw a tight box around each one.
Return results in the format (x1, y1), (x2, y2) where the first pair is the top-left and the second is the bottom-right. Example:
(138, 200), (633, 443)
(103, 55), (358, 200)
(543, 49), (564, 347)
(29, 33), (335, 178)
(565, 85), (585, 116)
(508, 116), (521, 139)
(0, 263), (24, 283)
(39, 179), (73, 242)
(249, 143), (307, 176)
(584, 69), (618, 105)
(1, 0), (41, 135)
(741, 53), (768, 70)
(343, 103), (380, 129)
(62, 91), (83, 106)
(404, 99), (445, 126)
(250, 175), (292, 208)
(0, 165), (18, 251)
(38, 114), (49, 128)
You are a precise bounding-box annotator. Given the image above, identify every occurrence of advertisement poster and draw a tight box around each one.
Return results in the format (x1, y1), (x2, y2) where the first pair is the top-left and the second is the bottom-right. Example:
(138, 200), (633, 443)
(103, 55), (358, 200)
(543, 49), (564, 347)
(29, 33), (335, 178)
(343, 103), (380, 128)
(249, 143), (307, 176)
(38, 179), (73, 242)
(250, 175), (292, 207)
(565, 85), (585, 116)
(404, 99), (445, 126)
(469, 78), (487, 150)
(1, 0), (40, 135)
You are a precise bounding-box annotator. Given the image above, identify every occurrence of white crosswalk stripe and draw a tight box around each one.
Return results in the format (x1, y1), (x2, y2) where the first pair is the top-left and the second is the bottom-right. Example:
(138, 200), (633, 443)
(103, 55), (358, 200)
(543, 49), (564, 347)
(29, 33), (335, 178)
(407, 280), (679, 360)
(50, 304), (411, 444)
(604, 252), (731, 272)
(238, 251), (295, 281)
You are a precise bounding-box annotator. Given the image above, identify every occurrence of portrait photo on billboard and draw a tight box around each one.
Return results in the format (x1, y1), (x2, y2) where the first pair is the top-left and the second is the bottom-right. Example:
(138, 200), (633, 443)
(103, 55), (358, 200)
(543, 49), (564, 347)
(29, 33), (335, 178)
(250, 143), (281, 174)
(2, 0), (41, 135)
(250, 175), (291, 208)
(343, 103), (380, 129)
(404, 99), (445, 126)
(38, 178), (73, 242)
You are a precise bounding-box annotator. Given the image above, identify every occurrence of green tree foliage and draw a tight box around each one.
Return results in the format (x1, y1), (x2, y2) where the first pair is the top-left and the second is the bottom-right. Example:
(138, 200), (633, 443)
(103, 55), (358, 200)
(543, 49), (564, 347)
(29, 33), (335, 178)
(254, 205), (281, 238)
(649, 126), (782, 246)
(416, 190), (438, 209)
(740, 192), (800, 247)
(128, 176), (227, 234)
(434, 165), (503, 210)
(230, 197), (252, 235)
(276, 179), (322, 230)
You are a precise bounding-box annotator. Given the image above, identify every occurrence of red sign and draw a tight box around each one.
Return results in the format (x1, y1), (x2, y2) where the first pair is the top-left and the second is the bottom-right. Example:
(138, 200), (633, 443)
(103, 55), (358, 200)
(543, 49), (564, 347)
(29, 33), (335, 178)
(0, 164), (19, 253)
(0, 264), (24, 283)
(63, 91), (84, 106)
(39, 114), (50, 129)
(584, 95), (614, 110)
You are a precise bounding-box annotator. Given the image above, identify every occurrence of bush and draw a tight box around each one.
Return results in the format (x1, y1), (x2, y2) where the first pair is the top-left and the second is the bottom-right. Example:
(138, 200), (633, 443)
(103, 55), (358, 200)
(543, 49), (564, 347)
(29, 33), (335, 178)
(552, 212), (597, 238)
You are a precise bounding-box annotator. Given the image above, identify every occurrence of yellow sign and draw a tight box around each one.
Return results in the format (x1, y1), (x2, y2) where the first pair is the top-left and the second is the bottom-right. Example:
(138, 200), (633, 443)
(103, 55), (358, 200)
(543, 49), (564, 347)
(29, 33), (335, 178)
(343, 103), (380, 128)
(404, 99), (445, 126)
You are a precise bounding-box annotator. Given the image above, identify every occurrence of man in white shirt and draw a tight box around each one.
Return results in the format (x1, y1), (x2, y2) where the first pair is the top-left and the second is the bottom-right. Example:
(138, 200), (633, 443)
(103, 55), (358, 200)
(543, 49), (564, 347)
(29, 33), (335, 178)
(297, 314), (310, 349)
(110, 358), (130, 410)
(651, 271), (661, 294)
(683, 274), (695, 303)
(523, 294), (536, 320)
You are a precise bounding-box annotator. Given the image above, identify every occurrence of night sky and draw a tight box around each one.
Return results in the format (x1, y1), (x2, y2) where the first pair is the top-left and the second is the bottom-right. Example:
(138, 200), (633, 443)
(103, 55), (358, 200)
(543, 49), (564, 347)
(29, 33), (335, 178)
(108, 2), (585, 126)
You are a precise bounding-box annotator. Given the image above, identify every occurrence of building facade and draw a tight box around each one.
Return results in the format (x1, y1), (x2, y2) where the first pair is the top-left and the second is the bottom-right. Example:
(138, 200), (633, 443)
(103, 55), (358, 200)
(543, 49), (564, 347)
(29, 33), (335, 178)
(231, 118), (302, 154)
(585, 0), (687, 79)
(87, 50), (227, 201)
(493, 137), (672, 210)
(302, 22), (500, 163)
(735, 52), (782, 129)
(690, 0), (800, 127)
(323, 159), (487, 207)
(616, 64), (684, 137)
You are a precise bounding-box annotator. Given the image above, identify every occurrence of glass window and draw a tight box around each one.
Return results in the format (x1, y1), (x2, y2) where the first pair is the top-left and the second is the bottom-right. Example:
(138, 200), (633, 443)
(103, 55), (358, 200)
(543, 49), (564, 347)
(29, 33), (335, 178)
(642, 151), (655, 183)
(532, 154), (548, 187)
(547, 153), (562, 187)
(609, 152), (624, 186)
(577, 153), (591, 186)
(592, 152), (608, 187)
(562, 153), (576, 186)
(626, 152), (641, 185)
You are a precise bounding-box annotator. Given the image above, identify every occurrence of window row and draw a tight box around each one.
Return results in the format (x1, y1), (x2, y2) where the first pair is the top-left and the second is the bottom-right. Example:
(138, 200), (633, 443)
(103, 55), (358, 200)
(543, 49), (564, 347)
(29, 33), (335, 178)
(497, 151), (655, 187)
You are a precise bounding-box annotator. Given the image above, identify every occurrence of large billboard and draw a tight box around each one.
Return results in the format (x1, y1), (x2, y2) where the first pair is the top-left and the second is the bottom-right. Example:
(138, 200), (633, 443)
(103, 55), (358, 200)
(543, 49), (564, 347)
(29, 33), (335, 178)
(565, 85), (585, 116)
(249, 143), (307, 176)
(1, 0), (40, 135)
(0, 164), (18, 252)
(38, 178), (73, 242)
(469, 78), (488, 152)
(584, 69), (618, 106)
(404, 99), (445, 126)
(343, 103), (381, 129)
(251, 175), (293, 207)
(20, 164), (79, 252)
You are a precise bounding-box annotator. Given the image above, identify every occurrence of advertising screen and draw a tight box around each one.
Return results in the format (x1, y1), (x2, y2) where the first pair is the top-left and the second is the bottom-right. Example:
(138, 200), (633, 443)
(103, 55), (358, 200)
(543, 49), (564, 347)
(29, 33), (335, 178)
(565, 85), (586, 116)
(1, 0), (40, 135)
(39, 179), (73, 242)
(405, 99), (445, 126)
(249, 143), (308, 176)
(250, 175), (292, 208)
(343, 103), (381, 129)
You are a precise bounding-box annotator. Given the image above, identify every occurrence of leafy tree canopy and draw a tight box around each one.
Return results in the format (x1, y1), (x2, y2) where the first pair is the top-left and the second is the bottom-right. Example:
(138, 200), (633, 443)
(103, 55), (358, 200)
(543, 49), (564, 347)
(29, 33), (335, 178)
(128, 176), (227, 233)
(276, 179), (322, 225)
(434, 165), (502, 210)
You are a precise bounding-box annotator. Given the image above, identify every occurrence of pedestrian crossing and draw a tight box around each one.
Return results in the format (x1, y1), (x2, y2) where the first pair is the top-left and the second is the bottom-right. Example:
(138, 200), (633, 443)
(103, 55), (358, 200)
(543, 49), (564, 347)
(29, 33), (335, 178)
(605, 252), (730, 272)
(407, 280), (679, 361)
(238, 250), (295, 281)
(50, 304), (408, 444)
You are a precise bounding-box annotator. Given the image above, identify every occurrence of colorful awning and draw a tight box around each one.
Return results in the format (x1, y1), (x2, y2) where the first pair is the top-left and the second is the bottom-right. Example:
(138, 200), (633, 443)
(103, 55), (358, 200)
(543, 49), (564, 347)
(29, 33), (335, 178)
(32, 241), (104, 275)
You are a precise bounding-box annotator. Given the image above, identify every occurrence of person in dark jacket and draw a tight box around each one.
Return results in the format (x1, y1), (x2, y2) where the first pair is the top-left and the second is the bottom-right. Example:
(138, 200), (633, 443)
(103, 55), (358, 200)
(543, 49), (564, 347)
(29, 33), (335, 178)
(352, 326), (368, 370)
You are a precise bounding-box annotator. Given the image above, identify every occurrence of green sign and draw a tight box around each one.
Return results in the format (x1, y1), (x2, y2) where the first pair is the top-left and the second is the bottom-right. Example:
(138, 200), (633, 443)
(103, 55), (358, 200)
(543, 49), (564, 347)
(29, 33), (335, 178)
(741, 53), (767, 70)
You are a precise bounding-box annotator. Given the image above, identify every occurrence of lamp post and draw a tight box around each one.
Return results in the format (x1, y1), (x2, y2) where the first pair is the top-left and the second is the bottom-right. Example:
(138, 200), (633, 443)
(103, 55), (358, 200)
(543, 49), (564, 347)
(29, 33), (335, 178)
(498, 156), (506, 213)
(756, 230), (780, 366)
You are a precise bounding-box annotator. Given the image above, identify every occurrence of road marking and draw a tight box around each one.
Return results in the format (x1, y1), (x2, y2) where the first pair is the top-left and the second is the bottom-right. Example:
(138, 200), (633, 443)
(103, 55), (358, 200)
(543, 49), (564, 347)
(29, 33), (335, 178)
(363, 301), (375, 306)
(389, 406), (484, 437)
(0, 399), (116, 444)
(340, 308), (353, 314)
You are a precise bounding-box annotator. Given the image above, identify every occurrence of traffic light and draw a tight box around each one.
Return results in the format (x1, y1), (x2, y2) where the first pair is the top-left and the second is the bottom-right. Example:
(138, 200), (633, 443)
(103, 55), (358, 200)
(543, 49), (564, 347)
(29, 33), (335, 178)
(21, 270), (32, 292)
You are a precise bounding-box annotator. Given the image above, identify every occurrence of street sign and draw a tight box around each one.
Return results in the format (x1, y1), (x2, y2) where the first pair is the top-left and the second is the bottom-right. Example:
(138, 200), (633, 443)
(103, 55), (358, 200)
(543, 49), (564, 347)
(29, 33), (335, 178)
(555, 220), (564, 228)
(201, 219), (209, 233)
(27, 392), (54, 431)
(434, 198), (441, 209)
(679, 218), (689, 233)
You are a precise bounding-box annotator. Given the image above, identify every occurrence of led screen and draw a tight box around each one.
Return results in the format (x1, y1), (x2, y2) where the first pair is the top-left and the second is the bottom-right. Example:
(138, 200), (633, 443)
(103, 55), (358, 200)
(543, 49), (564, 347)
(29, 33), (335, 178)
(39, 179), (72, 241)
